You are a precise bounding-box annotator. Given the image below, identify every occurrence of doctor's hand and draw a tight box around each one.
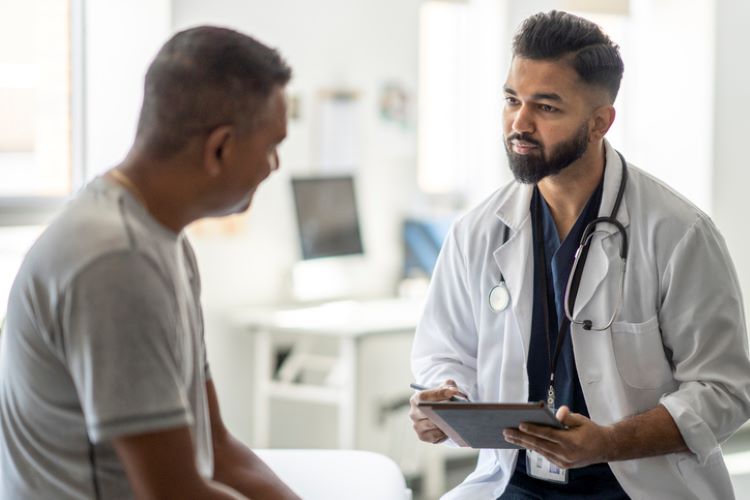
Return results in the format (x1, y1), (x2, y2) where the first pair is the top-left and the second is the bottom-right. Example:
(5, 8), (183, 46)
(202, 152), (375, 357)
(502, 405), (615, 469)
(408, 379), (466, 445)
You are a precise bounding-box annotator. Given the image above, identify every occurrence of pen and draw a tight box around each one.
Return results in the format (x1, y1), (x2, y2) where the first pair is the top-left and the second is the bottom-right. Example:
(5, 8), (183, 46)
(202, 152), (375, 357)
(410, 383), (470, 402)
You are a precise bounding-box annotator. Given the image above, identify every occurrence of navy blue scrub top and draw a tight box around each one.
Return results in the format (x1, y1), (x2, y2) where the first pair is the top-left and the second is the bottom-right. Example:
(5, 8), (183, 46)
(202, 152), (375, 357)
(504, 178), (628, 499)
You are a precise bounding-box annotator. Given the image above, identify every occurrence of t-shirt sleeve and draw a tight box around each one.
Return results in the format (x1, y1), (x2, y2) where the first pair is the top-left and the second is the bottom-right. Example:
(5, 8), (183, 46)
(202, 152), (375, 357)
(60, 251), (192, 443)
(182, 237), (211, 381)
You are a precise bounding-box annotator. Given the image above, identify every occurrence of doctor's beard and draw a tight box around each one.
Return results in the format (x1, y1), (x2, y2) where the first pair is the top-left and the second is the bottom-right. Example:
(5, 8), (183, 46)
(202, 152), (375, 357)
(504, 123), (589, 184)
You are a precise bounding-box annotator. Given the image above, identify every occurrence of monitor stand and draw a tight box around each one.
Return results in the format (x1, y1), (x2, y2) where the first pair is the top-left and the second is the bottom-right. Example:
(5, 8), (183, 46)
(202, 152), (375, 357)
(291, 255), (368, 303)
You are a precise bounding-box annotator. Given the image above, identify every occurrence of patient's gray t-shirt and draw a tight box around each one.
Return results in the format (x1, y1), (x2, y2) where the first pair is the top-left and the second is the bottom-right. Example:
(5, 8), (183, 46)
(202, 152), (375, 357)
(0, 177), (212, 499)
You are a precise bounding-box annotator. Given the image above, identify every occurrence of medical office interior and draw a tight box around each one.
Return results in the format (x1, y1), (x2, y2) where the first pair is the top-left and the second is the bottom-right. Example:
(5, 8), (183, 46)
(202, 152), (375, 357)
(1, 0), (750, 498)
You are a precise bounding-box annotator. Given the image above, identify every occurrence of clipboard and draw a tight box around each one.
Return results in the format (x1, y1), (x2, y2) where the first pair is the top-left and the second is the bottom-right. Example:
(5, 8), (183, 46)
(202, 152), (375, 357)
(418, 401), (564, 449)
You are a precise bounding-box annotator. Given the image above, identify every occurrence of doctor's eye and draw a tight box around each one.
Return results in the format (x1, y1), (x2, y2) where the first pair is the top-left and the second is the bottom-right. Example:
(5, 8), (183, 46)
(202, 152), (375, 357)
(539, 104), (559, 113)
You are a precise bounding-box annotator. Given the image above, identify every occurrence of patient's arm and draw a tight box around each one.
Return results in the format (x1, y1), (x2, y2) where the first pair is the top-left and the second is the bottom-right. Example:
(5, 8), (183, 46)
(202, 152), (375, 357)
(207, 380), (301, 500)
(113, 426), (246, 499)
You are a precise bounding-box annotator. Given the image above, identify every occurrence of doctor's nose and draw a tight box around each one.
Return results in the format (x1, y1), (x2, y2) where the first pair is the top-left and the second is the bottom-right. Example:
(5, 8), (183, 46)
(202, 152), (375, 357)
(509, 106), (535, 135)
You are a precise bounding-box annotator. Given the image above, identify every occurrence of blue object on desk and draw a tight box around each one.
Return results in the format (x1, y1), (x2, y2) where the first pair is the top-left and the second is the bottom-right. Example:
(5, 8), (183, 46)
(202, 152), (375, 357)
(403, 216), (454, 277)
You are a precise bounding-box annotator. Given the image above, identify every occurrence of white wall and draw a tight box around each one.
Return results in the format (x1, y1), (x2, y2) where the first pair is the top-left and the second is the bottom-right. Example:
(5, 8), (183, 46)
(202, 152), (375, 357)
(623, 0), (715, 213)
(84, 0), (171, 179)
(713, 0), (750, 325)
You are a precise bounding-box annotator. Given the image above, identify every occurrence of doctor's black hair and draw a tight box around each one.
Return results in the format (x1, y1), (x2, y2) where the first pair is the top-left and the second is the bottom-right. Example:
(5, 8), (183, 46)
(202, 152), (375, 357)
(135, 26), (292, 159)
(512, 11), (624, 103)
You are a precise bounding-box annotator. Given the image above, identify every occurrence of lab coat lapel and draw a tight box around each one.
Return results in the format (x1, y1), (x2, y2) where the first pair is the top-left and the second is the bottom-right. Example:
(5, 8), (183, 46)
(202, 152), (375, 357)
(493, 183), (534, 358)
(573, 141), (631, 319)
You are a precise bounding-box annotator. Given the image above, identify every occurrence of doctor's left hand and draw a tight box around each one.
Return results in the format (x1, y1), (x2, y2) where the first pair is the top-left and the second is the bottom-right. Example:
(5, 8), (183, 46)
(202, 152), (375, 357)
(502, 405), (615, 469)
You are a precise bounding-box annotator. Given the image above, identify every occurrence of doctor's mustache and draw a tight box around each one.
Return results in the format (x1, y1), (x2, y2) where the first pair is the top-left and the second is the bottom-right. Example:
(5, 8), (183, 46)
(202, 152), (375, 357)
(506, 132), (543, 148)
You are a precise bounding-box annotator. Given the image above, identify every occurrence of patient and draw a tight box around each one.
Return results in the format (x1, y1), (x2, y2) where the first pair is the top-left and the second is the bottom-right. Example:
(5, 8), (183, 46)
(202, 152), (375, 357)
(0, 26), (299, 499)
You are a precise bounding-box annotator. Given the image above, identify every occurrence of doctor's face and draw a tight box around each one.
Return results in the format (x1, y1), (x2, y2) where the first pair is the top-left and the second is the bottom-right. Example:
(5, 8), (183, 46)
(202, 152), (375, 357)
(502, 57), (596, 184)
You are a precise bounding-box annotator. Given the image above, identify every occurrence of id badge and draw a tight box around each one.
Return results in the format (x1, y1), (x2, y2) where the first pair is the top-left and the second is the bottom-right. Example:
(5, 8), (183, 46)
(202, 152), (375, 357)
(526, 450), (568, 484)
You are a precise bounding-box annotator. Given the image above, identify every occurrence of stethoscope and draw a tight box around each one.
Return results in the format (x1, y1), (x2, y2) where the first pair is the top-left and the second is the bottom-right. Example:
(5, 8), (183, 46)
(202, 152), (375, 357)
(488, 224), (512, 312)
(489, 152), (629, 332)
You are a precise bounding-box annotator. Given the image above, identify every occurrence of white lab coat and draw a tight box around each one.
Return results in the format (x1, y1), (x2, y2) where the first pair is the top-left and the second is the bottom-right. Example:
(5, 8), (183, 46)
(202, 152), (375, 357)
(412, 141), (750, 500)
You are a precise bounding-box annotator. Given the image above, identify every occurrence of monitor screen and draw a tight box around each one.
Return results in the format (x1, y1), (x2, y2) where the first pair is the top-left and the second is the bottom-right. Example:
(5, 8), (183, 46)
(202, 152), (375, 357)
(291, 176), (364, 260)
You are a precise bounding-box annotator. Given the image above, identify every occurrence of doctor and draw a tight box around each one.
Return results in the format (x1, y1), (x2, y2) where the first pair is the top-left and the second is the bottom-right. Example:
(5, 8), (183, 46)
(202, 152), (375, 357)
(410, 10), (750, 500)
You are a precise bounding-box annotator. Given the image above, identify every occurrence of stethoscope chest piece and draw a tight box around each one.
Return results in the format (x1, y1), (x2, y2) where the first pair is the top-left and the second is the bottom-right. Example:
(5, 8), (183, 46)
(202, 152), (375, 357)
(489, 283), (511, 312)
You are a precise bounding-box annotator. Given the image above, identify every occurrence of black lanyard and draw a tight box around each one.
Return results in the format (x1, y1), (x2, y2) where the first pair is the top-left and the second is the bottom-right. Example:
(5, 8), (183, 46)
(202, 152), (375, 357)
(533, 152), (628, 409)
(532, 185), (601, 410)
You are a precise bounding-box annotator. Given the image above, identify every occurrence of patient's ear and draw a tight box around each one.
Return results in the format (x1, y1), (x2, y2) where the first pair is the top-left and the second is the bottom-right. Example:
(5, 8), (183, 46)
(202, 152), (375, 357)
(204, 125), (233, 177)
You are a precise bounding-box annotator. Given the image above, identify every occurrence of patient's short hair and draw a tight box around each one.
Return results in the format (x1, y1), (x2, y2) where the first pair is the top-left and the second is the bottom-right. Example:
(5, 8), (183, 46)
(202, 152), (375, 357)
(513, 11), (624, 102)
(135, 26), (292, 158)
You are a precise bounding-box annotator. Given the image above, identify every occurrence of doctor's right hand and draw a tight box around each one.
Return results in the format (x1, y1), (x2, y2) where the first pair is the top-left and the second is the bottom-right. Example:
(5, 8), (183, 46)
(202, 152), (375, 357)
(409, 379), (465, 444)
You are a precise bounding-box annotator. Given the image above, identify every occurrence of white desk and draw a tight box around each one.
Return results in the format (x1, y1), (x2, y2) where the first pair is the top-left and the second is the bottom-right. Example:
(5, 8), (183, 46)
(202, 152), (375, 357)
(231, 297), (424, 450)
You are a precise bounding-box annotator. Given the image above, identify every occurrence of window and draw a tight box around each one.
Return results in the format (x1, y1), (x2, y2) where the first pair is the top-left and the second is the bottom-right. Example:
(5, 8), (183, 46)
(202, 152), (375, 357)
(417, 0), (507, 206)
(0, 0), (80, 224)
(417, 1), (470, 194)
(0, 226), (44, 319)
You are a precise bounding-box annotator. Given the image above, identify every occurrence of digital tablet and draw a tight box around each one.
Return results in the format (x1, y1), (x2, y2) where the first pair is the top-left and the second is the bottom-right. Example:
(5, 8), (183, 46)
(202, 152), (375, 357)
(418, 401), (565, 449)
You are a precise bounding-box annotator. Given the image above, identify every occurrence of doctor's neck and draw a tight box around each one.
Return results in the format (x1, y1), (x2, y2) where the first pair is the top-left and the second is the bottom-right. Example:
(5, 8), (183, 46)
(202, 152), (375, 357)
(537, 141), (605, 241)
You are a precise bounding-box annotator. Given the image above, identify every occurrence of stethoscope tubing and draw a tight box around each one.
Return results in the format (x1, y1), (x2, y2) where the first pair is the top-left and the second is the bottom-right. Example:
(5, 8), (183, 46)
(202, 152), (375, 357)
(563, 153), (629, 330)
(489, 225), (512, 312)
(490, 151), (630, 329)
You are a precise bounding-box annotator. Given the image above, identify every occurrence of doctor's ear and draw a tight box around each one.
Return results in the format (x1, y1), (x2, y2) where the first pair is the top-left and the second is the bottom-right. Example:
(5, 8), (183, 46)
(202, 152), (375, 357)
(589, 106), (616, 142)
(204, 125), (233, 177)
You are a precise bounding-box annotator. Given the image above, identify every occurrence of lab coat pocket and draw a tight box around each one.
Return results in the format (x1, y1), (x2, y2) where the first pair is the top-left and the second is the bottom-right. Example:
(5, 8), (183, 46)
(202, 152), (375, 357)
(611, 316), (673, 389)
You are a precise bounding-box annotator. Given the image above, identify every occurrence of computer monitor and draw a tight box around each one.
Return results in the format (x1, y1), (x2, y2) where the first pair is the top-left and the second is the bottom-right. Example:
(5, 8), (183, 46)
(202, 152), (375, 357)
(291, 175), (364, 260)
